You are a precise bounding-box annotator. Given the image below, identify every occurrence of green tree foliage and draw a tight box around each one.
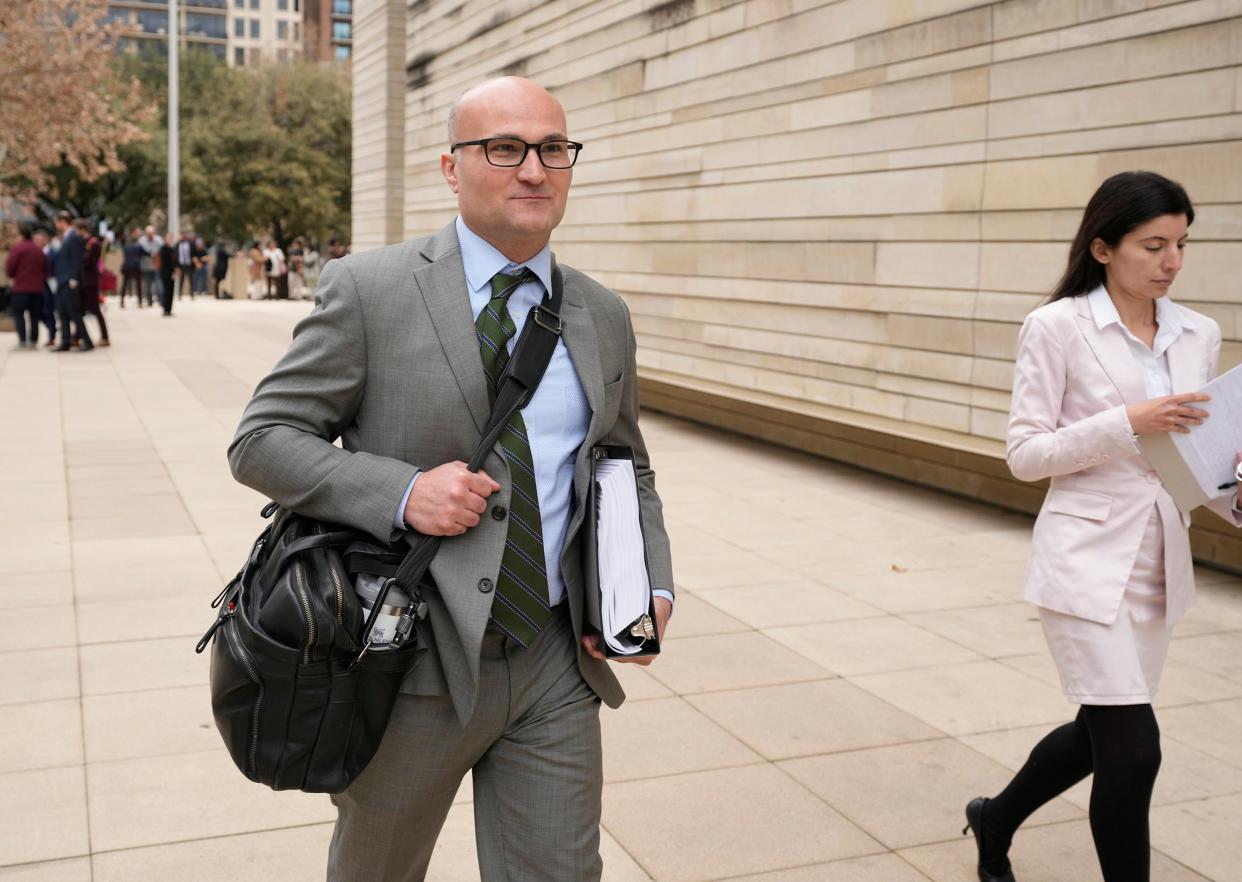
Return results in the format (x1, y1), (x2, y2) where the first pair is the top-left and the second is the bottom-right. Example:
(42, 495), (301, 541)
(42, 49), (350, 248)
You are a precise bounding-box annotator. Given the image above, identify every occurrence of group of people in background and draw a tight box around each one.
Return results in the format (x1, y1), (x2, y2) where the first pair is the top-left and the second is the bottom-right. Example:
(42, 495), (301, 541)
(117, 225), (232, 316)
(7, 218), (350, 350)
(5, 211), (110, 351)
(244, 236), (340, 301)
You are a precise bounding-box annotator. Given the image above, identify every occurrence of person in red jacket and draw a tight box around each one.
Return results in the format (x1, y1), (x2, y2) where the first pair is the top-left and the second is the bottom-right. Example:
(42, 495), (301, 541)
(5, 225), (49, 349)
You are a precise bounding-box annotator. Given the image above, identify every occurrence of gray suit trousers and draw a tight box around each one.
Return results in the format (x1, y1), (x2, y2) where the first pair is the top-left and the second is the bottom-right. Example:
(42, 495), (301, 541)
(326, 606), (603, 881)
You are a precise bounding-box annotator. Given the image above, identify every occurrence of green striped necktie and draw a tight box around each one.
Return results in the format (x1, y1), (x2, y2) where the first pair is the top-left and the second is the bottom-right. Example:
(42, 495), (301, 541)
(475, 269), (553, 646)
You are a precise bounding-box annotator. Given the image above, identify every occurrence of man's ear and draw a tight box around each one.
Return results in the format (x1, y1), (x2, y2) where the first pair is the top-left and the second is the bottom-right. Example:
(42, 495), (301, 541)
(441, 153), (459, 194)
(1089, 237), (1111, 265)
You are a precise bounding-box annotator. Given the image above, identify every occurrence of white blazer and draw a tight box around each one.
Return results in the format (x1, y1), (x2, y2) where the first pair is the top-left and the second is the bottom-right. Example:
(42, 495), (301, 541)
(1008, 291), (1241, 626)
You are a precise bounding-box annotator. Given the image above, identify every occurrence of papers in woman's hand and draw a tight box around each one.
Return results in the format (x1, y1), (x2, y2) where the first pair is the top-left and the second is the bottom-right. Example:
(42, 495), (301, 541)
(1143, 363), (1242, 512)
(593, 457), (652, 656)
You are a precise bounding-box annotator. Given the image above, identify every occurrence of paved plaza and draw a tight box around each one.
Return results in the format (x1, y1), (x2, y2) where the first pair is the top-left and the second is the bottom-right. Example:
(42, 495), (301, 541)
(4, 298), (1242, 881)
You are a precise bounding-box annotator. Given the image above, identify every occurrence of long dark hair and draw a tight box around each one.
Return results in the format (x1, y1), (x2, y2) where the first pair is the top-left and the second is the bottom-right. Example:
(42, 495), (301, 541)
(1050, 171), (1194, 302)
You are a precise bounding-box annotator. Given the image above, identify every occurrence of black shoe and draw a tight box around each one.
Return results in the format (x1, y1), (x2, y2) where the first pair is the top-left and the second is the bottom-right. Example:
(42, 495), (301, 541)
(963, 798), (1016, 882)
(54, 346), (72, 352)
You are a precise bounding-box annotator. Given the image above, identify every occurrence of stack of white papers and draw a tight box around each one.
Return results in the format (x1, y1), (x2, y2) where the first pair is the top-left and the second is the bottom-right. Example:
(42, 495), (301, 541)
(594, 458), (652, 655)
(1143, 364), (1242, 512)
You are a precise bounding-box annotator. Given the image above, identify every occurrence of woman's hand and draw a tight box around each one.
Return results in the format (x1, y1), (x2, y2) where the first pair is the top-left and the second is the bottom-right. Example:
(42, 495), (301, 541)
(1126, 393), (1211, 435)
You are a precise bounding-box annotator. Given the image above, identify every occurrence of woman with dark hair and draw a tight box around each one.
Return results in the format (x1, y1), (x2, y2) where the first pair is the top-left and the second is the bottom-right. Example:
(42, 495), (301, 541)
(963, 170), (1242, 881)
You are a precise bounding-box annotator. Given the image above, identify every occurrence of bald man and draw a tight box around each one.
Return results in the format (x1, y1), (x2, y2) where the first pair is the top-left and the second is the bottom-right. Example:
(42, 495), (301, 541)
(229, 77), (674, 880)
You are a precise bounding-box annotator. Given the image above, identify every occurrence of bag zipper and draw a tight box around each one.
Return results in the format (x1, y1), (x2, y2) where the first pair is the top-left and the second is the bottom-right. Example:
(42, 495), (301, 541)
(328, 556), (344, 625)
(225, 617), (263, 779)
(293, 558), (316, 665)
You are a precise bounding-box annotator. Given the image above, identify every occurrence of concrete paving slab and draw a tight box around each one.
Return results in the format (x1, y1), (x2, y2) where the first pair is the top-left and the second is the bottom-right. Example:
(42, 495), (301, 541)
(0, 858), (92, 881)
(0, 699), (83, 774)
(781, 738), (1081, 851)
(603, 765), (883, 881)
(687, 679), (942, 761)
(600, 696), (761, 782)
(0, 766), (89, 866)
(86, 749), (335, 852)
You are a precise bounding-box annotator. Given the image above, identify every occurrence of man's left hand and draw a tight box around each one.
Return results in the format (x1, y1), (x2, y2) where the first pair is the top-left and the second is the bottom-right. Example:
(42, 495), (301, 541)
(580, 596), (672, 666)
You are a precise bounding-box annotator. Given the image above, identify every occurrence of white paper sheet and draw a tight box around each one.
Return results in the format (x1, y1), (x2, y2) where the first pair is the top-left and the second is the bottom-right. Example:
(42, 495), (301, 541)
(1143, 363), (1242, 512)
(593, 458), (652, 655)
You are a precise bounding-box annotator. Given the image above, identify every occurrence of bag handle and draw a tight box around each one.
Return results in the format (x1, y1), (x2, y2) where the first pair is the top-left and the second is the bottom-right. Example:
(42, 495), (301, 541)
(355, 265), (566, 656)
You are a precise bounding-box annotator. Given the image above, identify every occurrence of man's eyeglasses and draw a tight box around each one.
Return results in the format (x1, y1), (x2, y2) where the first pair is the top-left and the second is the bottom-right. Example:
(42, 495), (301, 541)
(450, 138), (583, 169)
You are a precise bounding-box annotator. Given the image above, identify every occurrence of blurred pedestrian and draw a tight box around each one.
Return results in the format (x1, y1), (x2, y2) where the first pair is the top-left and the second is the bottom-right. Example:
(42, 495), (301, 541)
(33, 228), (58, 345)
(175, 232), (196, 300)
(302, 241), (320, 294)
(157, 236), (176, 316)
(120, 228), (144, 308)
(193, 236), (209, 297)
(263, 238), (285, 299)
(4, 224), (49, 349)
(51, 211), (92, 351)
(287, 237), (306, 299)
(246, 241), (264, 299)
(75, 219), (109, 347)
(211, 240), (231, 299)
(138, 225), (162, 307)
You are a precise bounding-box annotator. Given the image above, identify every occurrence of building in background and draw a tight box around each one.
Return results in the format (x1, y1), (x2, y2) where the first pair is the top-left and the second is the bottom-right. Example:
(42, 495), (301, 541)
(106, 0), (229, 59)
(227, 0), (305, 66)
(107, 0), (315, 67)
(304, 0), (353, 64)
(352, 0), (1242, 572)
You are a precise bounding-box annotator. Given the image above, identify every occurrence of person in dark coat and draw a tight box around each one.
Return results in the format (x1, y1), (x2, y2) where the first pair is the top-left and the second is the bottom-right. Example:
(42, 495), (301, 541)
(211, 240), (231, 299)
(157, 238), (177, 316)
(51, 210), (92, 351)
(4, 224), (49, 348)
(75, 219), (109, 346)
(120, 228), (145, 308)
(33, 229), (58, 345)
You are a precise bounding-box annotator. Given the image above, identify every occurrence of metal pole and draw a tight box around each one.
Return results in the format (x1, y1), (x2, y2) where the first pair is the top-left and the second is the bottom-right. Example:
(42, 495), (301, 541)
(168, 0), (180, 239)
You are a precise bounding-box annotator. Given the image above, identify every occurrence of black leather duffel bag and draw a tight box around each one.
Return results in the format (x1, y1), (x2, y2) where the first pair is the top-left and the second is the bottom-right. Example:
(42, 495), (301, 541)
(196, 504), (425, 793)
(196, 266), (566, 793)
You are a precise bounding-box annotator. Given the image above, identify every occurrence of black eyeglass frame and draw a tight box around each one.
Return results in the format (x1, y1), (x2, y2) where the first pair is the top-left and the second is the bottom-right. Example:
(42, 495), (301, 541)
(450, 137), (584, 169)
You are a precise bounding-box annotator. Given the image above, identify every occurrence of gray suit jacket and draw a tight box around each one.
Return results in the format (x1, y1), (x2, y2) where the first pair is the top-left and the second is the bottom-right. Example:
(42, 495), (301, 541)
(228, 222), (673, 723)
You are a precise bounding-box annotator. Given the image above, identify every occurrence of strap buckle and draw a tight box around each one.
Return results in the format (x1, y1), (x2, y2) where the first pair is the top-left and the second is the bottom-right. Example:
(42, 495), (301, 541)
(533, 304), (562, 335)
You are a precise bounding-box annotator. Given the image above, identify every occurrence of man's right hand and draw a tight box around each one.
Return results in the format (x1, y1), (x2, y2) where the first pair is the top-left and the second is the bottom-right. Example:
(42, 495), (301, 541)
(1126, 393), (1210, 435)
(403, 461), (500, 536)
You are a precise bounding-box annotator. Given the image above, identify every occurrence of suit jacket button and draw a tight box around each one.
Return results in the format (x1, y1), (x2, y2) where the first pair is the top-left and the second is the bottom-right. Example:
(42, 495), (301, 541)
(491, 505), (507, 521)
(478, 577), (493, 593)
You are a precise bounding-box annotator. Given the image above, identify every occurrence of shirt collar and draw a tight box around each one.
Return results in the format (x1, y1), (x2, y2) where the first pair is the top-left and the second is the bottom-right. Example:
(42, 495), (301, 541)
(1087, 283), (1186, 351)
(455, 216), (552, 296)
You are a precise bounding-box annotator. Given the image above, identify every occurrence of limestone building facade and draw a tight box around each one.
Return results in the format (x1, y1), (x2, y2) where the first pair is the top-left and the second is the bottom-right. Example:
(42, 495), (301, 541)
(353, 0), (1242, 570)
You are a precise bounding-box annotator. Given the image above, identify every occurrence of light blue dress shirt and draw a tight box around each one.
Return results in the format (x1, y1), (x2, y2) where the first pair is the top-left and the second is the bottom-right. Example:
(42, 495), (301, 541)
(397, 218), (672, 607)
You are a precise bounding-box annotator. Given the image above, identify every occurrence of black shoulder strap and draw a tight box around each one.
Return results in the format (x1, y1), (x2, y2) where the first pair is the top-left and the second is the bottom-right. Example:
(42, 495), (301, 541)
(390, 263), (565, 594)
(469, 263), (564, 469)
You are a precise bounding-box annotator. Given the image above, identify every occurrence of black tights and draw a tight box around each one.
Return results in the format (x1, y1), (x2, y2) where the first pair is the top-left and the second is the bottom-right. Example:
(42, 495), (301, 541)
(981, 704), (1161, 882)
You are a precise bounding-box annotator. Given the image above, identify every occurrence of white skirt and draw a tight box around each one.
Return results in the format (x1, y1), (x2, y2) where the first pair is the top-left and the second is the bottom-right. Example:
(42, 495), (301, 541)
(1039, 505), (1172, 705)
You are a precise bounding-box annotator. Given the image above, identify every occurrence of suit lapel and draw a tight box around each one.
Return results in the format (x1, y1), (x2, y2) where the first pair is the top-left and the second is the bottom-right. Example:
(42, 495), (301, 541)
(411, 226), (491, 433)
(1073, 296), (1147, 408)
(558, 280), (602, 433)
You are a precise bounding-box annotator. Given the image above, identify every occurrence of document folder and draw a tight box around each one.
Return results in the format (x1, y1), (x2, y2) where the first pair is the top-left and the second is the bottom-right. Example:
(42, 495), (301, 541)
(1141, 363), (1242, 513)
(584, 445), (661, 659)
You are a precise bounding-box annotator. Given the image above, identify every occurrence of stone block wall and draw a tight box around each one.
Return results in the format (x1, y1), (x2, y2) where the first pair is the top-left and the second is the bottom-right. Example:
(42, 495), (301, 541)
(353, 0), (1242, 570)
